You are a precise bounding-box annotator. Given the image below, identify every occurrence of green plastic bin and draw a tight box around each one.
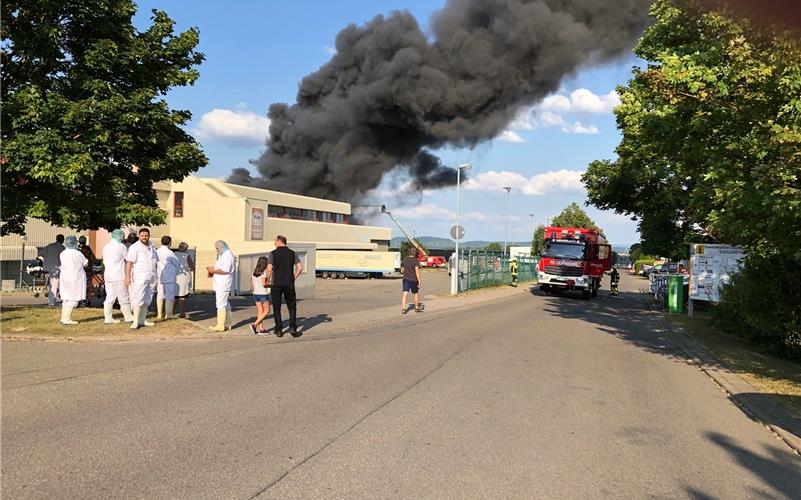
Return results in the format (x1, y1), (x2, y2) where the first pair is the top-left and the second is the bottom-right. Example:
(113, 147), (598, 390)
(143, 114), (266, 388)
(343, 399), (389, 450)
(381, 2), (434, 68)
(668, 275), (684, 313)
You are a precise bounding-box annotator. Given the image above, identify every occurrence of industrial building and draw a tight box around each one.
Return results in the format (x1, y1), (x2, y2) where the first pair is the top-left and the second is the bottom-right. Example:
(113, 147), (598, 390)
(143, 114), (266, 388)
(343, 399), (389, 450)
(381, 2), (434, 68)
(1, 175), (392, 293)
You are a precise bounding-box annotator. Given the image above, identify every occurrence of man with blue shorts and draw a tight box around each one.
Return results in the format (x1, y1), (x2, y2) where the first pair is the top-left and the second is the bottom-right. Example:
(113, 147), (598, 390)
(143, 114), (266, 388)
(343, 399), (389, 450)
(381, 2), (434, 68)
(400, 248), (422, 314)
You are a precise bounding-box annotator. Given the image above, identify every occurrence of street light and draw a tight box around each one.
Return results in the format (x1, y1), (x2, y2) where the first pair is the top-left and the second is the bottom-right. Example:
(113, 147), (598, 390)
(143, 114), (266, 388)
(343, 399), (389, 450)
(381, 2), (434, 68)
(452, 163), (471, 295)
(502, 186), (511, 255)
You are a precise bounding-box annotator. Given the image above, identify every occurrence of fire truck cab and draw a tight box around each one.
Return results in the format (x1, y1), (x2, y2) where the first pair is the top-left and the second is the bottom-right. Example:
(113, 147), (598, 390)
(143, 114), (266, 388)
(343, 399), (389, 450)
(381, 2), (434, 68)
(537, 226), (612, 299)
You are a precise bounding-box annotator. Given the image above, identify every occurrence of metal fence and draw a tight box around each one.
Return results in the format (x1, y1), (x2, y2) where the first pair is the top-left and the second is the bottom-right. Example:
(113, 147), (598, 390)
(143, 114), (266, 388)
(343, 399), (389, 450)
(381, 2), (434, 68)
(455, 250), (538, 292)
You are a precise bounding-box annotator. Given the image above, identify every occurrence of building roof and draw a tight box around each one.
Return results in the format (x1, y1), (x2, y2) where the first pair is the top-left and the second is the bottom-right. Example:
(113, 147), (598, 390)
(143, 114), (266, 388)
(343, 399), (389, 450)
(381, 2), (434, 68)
(205, 178), (351, 214)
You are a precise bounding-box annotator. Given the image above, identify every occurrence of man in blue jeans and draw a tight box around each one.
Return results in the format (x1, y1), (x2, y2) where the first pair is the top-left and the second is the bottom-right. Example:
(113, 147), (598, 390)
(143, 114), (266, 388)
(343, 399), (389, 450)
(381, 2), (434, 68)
(400, 248), (422, 314)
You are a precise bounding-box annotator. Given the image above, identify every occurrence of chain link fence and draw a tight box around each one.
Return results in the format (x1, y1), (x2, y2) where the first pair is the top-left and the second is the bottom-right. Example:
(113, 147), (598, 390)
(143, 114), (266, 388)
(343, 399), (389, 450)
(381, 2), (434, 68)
(455, 250), (538, 292)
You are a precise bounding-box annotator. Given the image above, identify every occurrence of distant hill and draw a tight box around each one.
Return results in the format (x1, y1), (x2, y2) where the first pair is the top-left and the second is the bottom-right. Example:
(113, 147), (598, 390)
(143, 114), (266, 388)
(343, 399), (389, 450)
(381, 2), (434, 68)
(390, 236), (634, 253)
(390, 236), (531, 251)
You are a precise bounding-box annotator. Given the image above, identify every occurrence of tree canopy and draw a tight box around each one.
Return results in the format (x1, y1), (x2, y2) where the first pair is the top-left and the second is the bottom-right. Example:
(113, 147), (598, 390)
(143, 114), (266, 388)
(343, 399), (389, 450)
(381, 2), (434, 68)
(582, 0), (801, 260)
(530, 223), (546, 257)
(485, 242), (502, 252)
(549, 202), (597, 229)
(1, 0), (207, 235)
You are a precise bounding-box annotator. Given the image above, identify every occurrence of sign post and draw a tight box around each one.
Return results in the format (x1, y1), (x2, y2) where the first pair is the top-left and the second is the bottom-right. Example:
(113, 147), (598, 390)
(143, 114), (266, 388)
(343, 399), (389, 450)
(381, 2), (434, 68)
(688, 243), (745, 318)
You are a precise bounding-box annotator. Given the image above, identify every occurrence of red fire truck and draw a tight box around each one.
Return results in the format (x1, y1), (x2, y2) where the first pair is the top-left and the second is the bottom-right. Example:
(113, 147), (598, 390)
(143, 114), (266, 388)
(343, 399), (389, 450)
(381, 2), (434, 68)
(537, 226), (612, 299)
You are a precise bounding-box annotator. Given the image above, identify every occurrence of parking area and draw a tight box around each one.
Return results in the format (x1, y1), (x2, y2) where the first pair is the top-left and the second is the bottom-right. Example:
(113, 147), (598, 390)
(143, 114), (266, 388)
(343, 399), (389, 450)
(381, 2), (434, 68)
(311, 268), (451, 315)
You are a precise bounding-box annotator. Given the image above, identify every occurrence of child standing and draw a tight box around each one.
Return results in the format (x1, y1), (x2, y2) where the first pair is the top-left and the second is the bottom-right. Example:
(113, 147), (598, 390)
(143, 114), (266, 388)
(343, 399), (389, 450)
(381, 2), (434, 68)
(250, 256), (272, 334)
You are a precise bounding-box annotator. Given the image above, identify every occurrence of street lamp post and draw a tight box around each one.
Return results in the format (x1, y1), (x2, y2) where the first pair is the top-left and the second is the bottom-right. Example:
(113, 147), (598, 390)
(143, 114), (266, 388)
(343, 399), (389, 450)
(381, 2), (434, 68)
(502, 186), (511, 255)
(452, 163), (471, 295)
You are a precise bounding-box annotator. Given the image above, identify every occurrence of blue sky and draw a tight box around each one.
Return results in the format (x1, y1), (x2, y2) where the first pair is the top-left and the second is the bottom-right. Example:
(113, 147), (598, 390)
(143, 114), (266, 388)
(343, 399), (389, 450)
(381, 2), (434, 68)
(135, 0), (641, 246)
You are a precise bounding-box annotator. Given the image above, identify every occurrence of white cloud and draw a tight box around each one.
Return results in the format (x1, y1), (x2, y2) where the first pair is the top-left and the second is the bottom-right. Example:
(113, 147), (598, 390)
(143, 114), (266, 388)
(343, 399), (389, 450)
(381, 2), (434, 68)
(538, 89), (620, 114)
(323, 45), (337, 55)
(507, 88), (617, 136)
(496, 130), (526, 143)
(393, 203), (455, 220)
(391, 203), (521, 223)
(464, 169), (585, 196)
(193, 108), (271, 147)
(562, 121), (599, 135)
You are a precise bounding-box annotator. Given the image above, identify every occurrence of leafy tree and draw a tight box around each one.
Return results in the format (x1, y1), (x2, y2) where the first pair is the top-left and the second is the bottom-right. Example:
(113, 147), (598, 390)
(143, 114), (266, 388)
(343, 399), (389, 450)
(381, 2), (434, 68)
(485, 242), (502, 252)
(400, 239), (428, 259)
(583, 0), (801, 357)
(530, 224), (546, 257)
(1, 1), (207, 235)
(583, 0), (801, 261)
(549, 202), (597, 229)
(629, 243), (642, 263)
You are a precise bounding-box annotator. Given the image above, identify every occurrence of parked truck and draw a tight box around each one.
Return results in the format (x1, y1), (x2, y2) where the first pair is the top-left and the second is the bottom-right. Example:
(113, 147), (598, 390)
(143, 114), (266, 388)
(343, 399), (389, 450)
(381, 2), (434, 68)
(316, 250), (399, 279)
(537, 226), (612, 299)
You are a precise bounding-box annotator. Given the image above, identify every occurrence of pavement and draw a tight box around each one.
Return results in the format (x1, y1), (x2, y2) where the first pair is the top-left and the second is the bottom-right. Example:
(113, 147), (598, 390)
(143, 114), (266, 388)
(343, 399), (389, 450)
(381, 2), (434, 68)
(2, 274), (799, 498)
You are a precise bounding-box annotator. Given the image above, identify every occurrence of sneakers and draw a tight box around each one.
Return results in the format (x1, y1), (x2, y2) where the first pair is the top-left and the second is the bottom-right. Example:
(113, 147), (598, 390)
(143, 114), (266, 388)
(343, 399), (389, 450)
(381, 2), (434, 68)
(274, 328), (284, 338)
(290, 328), (301, 337)
(249, 323), (258, 335)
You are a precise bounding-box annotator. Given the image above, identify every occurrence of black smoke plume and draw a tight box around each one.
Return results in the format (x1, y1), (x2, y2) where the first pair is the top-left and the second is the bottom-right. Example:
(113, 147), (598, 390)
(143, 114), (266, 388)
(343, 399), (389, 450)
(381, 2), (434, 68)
(232, 0), (653, 201)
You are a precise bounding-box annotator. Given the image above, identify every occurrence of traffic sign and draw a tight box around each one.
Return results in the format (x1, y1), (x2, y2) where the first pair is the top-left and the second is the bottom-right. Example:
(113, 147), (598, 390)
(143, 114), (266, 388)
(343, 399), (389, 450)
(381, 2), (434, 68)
(450, 225), (465, 240)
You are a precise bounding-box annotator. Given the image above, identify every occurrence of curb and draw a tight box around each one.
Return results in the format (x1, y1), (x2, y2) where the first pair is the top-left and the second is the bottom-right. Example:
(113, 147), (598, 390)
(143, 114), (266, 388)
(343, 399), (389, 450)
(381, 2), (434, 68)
(640, 290), (801, 455)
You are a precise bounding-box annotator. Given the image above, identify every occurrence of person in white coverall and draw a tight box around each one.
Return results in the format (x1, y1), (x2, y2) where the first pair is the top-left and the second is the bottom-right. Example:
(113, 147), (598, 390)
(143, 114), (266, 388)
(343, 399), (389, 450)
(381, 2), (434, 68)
(40, 234), (64, 306)
(101, 229), (135, 324)
(155, 235), (179, 319)
(125, 228), (158, 329)
(58, 236), (87, 325)
(207, 240), (235, 332)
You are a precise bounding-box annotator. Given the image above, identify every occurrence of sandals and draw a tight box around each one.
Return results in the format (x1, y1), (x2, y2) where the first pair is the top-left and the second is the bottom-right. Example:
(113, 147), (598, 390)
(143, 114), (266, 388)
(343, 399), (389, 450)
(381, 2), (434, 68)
(414, 307), (423, 313)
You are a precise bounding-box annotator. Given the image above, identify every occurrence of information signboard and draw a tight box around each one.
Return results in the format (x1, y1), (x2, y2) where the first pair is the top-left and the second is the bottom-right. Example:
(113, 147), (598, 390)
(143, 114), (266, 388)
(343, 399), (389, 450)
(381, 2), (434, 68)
(689, 244), (745, 302)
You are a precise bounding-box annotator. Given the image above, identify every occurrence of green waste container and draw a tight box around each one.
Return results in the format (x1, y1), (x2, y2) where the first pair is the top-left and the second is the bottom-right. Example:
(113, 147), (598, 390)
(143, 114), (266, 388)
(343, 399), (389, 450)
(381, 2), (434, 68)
(668, 275), (684, 313)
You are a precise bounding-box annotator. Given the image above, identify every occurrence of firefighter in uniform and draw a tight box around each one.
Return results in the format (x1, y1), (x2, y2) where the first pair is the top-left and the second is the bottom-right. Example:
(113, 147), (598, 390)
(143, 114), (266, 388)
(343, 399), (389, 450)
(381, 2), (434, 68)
(608, 267), (620, 295)
(510, 258), (519, 286)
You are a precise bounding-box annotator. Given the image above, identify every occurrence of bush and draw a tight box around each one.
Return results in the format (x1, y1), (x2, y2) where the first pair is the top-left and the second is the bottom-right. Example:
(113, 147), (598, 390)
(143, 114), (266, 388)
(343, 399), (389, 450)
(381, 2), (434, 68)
(715, 254), (801, 361)
(634, 256), (658, 272)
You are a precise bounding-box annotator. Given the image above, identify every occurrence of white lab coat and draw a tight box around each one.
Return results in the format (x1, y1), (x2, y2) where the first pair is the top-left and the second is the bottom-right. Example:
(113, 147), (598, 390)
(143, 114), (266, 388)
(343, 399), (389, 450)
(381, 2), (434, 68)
(59, 248), (88, 301)
(102, 240), (128, 282)
(213, 249), (235, 292)
(175, 252), (193, 296)
(156, 245), (179, 299)
(126, 241), (158, 306)
(213, 249), (235, 310)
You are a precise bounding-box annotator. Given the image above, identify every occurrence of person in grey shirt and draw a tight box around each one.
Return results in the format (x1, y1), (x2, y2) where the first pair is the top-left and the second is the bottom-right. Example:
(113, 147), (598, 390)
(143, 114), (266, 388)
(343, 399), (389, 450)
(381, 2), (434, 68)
(400, 248), (422, 314)
(39, 234), (64, 306)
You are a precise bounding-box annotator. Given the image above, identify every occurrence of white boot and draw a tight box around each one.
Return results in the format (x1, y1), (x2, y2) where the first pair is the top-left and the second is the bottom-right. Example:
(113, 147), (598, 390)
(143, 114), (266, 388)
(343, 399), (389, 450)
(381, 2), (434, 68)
(156, 299), (164, 319)
(164, 300), (175, 319)
(225, 306), (232, 330)
(130, 307), (140, 329)
(121, 303), (135, 322)
(142, 308), (155, 327)
(103, 303), (120, 324)
(60, 305), (78, 325)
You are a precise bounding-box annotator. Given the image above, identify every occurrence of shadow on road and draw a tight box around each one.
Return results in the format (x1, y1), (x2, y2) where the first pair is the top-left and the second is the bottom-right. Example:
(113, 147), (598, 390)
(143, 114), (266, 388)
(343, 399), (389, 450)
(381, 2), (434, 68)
(704, 430), (801, 498)
(298, 314), (333, 334)
(529, 284), (693, 362)
(729, 393), (801, 447)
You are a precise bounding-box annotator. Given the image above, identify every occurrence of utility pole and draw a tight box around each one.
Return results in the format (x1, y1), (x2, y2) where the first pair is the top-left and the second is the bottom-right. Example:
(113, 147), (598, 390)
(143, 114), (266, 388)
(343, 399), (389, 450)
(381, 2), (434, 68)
(502, 186), (511, 255)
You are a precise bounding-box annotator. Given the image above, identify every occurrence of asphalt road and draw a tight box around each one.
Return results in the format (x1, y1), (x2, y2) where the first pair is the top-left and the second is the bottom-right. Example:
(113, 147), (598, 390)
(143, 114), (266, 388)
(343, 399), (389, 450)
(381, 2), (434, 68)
(2, 275), (799, 498)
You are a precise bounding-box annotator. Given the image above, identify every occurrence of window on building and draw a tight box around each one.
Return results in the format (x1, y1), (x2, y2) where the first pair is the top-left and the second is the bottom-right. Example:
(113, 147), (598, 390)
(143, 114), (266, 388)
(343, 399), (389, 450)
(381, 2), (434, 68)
(302, 209), (317, 221)
(288, 207), (302, 219)
(320, 212), (331, 222)
(334, 213), (344, 223)
(173, 192), (184, 217)
(268, 206), (283, 218)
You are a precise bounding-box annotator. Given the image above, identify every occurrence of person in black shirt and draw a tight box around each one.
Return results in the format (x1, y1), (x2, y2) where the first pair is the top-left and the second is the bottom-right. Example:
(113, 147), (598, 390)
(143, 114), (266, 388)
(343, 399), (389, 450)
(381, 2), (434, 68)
(267, 235), (303, 337)
(400, 248), (422, 314)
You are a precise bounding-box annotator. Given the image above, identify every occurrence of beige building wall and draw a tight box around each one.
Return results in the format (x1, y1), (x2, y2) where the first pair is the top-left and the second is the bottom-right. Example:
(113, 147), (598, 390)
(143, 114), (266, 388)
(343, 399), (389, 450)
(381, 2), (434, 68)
(151, 176), (392, 290)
